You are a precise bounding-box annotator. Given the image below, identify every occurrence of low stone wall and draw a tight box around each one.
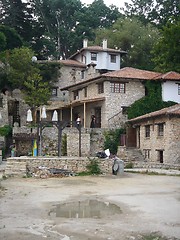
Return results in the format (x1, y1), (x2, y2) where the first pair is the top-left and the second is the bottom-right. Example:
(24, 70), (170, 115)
(132, 161), (180, 170)
(5, 156), (113, 176)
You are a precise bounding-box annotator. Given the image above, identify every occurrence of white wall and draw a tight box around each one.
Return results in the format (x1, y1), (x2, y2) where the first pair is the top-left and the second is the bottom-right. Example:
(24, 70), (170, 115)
(162, 81), (180, 103)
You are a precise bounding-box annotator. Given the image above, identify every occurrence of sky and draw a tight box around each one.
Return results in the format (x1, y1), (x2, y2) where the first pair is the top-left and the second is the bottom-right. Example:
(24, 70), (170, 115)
(80, 0), (131, 9)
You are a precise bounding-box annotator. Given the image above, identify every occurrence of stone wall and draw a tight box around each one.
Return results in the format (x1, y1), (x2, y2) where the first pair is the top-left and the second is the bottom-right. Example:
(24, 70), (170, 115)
(137, 116), (180, 164)
(5, 156), (113, 176)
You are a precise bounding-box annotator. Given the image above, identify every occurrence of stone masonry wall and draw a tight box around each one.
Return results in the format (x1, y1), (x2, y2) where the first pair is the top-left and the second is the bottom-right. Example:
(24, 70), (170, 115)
(138, 116), (180, 164)
(5, 157), (113, 176)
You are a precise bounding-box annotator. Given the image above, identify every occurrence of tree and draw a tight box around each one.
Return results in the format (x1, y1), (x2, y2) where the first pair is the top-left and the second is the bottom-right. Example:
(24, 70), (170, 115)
(123, 0), (180, 28)
(0, 25), (23, 50)
(152, 21), (180, 73)
(0, 0), (34, 43)
(0, 47), (60, 110)
(94, 17), (159, 70)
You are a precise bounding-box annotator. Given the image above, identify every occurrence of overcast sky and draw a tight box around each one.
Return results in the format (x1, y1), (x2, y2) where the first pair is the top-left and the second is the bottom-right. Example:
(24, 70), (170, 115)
(81, 0), (131, 9)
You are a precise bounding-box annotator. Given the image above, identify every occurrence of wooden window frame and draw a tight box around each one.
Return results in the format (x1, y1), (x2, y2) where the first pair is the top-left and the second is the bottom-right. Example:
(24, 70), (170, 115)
(158, 123), (164, 136)
(110, 54), (116, 63)
(110, 82), (125, 93)
(91, 52), (97, 61)
(145, 125), (150, 138)
(97, 82), (104, 94)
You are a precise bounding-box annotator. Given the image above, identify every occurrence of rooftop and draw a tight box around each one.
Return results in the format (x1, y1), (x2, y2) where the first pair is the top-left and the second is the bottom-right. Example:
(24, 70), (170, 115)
(128, 104), (180, 123)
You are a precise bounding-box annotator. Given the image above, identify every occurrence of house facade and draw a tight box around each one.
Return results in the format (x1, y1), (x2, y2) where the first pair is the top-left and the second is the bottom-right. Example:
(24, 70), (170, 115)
(60, 67), (161, 128)
(153, 71), (180, 103)
(127, 104), (180, 164)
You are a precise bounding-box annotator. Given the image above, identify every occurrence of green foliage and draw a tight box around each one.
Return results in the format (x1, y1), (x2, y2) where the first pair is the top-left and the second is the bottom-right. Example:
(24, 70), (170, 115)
(94, 17), (159, 70)
(104, 128), (125, 155)
(128, 81), (177, 119)
(0, 25), (23, 50)
(86, 158), (102, 175)
(123, 0), (180, 28)
(0, 125), (12, 137)
(125, 162), (133, 169)
(152, 21), (180, 73)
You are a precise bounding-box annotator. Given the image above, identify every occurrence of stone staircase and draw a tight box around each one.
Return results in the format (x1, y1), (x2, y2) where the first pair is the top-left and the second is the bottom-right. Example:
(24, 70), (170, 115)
(5, 158), (27, 176)
(117, 146), (145, 163)
(108, 110), (127, 129)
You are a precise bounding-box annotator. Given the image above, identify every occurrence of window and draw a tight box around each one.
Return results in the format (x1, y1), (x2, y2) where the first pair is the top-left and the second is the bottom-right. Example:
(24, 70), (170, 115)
(158, 123), (164, 136)
(97, 82), (104, 94)
(73, 90), (79, 100)
(145, 125), (150, 138)
(84, 87), (87, 97)
(81, 70), (85, 79)
(52, 88), (57, 97)
(178, 84), (180, 95)
(0, 97), (3, 107)
(143, 149), (151, 159)
(110, 54), (116, 63)
(110, 82), (125, 93)
(91, 52), (97, 61)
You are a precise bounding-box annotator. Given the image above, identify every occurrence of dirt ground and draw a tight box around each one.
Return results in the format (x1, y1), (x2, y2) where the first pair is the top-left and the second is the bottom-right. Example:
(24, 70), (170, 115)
(0, 173), (180, 240)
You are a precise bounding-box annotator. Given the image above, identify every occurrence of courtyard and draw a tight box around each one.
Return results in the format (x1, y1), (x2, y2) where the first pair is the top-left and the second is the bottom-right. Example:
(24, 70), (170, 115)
(0, 173), (180, 240)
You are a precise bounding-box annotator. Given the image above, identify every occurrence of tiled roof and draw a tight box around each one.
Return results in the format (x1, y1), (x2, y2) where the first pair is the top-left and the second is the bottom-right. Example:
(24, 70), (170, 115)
(69, 46), (127, 59)
(60, 59), (86, 68)
(102, 67), (160, 79)
(153, 71), (180, 80)
(128, 104), (180, 123)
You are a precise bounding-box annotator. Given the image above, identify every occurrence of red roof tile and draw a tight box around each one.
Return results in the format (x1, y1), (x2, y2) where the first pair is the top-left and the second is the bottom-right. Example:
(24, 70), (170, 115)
(102, 67), (160, 79)
(128, 104), (180, 123)
(153, 71), (180, 80)
(60, 59), (86, 68)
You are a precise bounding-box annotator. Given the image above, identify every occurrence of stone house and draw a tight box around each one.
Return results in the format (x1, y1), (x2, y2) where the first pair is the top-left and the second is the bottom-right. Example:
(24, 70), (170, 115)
(60, 67), (161, 128)
(127, 104), (180, 164)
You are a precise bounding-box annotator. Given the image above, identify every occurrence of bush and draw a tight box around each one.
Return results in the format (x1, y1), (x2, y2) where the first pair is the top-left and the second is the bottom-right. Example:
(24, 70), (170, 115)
(86, 158), (102, 175)
(104, 128), (125, 155)
(0, 125), (12, 137)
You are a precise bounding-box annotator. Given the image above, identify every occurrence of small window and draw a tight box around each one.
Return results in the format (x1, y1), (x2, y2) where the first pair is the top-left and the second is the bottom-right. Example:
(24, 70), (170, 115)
(0, 97), (3, 107)
(73, 90), (79, 100)
(158, 123), (164, 136)
(157, 150), (163, 163)
(84, 87), (87, 97)
(81, 70), (85, 79)
(97, 82), (104, 94)
(178, 84), (180, 95)
(52, 88), (57, 97)
(145, 125), (150, 138)
(91, 52), (97, 61)
(143, 149), (151, 159)
(110, 54), (116, 63)
(110, 82), (125, 93)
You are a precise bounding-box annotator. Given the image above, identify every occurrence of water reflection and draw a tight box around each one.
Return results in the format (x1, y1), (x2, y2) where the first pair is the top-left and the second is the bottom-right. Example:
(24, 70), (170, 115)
(49, 199), (122, 219)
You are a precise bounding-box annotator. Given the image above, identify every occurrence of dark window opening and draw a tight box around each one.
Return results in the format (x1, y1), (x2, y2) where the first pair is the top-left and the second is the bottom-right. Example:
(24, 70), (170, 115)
(158, 123), (164, 136)
(73, 90), (79, 100)
(91, 52), (97, 61)
(84, 87), (87, 97)
(97, 82), (104, 94)
(145, 125), (150, 138)
(52, 88), (57, 97)
(110, 54), (116, 63)
(157, 150), (164, 163)
(81, 70), (85, 79)
(0, 97), (3, 107)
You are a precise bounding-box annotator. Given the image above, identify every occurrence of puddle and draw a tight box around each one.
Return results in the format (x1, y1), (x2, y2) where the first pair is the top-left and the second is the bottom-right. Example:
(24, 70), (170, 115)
(49, 199), (122, 219)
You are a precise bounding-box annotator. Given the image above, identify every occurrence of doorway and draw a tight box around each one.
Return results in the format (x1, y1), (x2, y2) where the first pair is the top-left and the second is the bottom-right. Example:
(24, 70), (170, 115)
(95, 107), (101, 128)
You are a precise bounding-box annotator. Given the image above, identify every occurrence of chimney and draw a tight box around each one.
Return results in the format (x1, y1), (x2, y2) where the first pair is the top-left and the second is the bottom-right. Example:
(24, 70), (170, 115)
(102, 39), (107, 49)
(83, 39), (88, 48)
